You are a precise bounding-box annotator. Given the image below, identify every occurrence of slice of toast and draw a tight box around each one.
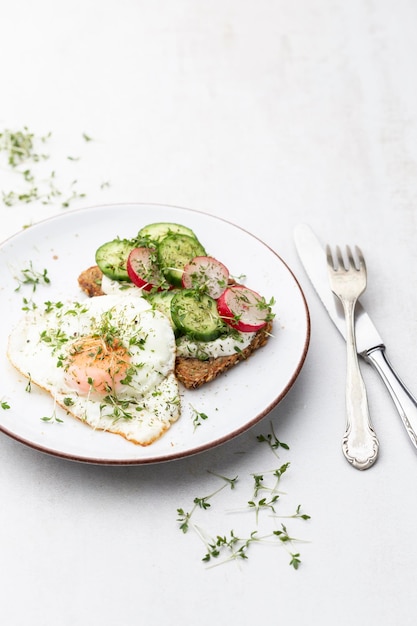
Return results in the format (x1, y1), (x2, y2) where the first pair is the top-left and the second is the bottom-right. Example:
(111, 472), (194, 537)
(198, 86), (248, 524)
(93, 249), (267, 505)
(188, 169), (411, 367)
(174, 322), (272, 388)
(78, 266), (272, 389)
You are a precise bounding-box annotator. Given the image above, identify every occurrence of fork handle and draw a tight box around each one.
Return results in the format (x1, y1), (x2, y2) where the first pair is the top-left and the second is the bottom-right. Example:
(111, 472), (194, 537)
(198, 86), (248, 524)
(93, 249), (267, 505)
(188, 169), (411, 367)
(342, 299), (380, 470)
(364, 346), (417, 450)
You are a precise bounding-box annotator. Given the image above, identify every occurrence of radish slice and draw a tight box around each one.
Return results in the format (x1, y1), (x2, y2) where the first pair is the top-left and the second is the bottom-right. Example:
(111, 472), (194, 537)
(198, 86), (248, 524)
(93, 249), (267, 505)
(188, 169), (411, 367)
(181, 256), (229, 299)
(217, 285), (270, 332)
(127, 247), (167, 291)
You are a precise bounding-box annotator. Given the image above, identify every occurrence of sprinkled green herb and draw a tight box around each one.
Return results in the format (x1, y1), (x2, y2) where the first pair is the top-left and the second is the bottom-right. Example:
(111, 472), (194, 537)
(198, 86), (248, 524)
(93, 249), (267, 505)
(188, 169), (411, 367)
(202, 530), (255, 562)
(21, 297), (37, 311)
(1, 400), (10, 410)
(189, 403), (209, 430)
(0, 127), (108, 209)
(40, 327), (69, 352)
(0, 127), (50, 167)
(44, 300), (65, 314)
(177, 473), (238, 533)
(289, 553), (302, 570)
(247, 493), (280, 522)
(176, 422), (310, 569)
(41, 408), (64, 424)
(61, 180), (87, 208)
(257, 422), (290, 452)
(14, 261), (50, 292)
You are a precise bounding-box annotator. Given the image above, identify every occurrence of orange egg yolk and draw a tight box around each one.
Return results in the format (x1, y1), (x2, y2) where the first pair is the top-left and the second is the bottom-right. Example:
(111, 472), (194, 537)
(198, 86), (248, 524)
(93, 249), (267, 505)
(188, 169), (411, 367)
(64, 335), (131, 396)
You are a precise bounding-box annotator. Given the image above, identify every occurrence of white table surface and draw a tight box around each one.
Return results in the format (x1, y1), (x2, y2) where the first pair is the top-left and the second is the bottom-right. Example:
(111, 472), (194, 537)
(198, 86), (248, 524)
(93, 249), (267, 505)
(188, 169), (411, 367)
(1, 1), (417, 624)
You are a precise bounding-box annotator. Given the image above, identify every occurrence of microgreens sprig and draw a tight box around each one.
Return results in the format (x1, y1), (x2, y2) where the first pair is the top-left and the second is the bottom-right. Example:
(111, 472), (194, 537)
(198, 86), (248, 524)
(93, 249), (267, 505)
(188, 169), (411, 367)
(0, 127), (108, 209)
(61, 180), (87, 208)
(40, 327), (69, 354)
(40, 397), (64, 424)
(21, 297), (38, 312)
(0, 127), (50, 168)
(100, 394), (138, 422)
(256, 422), (290, 454)
(200, 527), (306, 568)
(247, 494), (280, 523)
(273, 504), (311, 522)
(201, 530), (256, 563)
(14, 261), (50, 293)
(41, 409), (64, 424)
(189, 403), (209, 431)
(177, 473), (238, 533)
(176, 422), (311, 569)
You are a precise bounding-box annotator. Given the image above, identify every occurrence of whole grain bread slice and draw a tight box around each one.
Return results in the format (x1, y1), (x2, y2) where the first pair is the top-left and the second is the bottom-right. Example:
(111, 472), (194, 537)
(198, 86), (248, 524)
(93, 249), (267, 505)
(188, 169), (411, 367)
(174, 321), (272, 388)
(78, 266), (272, 389)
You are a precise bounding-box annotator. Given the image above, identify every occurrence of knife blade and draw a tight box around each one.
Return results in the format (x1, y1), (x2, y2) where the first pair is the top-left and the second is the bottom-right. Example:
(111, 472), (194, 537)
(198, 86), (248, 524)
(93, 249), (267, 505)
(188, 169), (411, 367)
(294, 223), (417, 451)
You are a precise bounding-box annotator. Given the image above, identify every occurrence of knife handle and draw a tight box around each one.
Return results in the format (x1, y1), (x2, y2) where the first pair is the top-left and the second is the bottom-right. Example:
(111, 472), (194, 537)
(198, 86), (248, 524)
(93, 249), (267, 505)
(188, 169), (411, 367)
(364, 346), (417, 449)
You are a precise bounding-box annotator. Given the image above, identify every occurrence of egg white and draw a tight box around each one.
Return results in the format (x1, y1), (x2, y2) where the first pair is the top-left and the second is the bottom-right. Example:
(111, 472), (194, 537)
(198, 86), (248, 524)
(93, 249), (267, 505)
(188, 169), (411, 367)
(7, 294), (181, 446)
(100, 273), (142, 296)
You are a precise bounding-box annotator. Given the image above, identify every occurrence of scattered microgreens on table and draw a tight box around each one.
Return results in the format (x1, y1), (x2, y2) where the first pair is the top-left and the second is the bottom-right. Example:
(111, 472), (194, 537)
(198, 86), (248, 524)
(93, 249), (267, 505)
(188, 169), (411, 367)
(0, 126), (110, 209)
(177, 422), (311, 569)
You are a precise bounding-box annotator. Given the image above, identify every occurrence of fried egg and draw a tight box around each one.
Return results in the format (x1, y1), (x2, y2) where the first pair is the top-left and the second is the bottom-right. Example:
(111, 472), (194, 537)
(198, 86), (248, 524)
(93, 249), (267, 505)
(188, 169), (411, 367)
(7, 294), (180, 446)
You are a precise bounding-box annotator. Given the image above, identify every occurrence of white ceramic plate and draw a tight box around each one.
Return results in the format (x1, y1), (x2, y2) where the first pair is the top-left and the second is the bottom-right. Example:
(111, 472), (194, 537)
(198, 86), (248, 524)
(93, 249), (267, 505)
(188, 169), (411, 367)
(0, 203), (310, 464)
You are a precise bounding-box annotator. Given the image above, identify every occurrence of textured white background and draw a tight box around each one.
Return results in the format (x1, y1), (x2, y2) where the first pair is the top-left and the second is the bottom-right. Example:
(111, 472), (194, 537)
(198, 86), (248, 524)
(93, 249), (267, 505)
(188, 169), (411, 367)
(1, 1), (417, 624)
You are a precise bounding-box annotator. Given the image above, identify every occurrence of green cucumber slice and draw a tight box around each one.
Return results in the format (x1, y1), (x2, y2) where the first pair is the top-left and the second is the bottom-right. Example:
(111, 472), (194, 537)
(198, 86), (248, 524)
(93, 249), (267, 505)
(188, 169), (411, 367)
(138, 222), (198, 244)
(146, 290), (181, 336)
(157, 233), (206, 287)
(95, 238), (134, 281)
(170, 289), (224, 341)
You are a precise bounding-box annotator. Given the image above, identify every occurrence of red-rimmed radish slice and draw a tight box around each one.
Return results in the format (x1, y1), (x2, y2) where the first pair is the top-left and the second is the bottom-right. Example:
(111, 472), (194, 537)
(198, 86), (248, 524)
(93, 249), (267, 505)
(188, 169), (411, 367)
(127, 247), (167, 291)
(217, 285), (270, 332)
(181, 256), (229, 299)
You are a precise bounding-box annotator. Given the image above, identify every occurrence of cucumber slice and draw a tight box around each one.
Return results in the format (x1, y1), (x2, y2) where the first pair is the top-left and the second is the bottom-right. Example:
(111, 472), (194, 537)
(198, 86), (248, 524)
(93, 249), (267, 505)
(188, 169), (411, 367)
(146, 290), (180, 335)
(170, 289), (224, 342)
(157, 233), (206, 287)
(95, 238), (134, 281)
(138, 222), (198, 244)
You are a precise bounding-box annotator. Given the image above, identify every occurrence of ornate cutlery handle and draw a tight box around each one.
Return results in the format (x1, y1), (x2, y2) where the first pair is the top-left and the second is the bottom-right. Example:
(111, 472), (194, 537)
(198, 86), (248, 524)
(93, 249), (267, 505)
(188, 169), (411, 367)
(364, 346), (417, 450)
(342, 299), (379, 470)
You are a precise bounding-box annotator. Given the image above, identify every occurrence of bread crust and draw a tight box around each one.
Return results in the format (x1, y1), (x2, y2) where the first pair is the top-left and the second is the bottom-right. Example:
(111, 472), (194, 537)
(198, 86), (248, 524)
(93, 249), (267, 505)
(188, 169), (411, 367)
(175, 322), (272, 388)
(78, 266), (272, 389)
(78, 266), (105, 297)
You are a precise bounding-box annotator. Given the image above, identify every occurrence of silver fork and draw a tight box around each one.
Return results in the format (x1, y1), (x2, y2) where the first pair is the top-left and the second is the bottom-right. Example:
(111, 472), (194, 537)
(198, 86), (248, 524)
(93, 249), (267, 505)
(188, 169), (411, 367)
(326, 244), (379, 470)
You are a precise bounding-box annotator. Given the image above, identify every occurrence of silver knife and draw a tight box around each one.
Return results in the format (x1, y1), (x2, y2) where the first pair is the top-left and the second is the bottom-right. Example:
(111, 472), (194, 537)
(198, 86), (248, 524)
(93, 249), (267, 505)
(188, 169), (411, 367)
(294, 223), (417, 451)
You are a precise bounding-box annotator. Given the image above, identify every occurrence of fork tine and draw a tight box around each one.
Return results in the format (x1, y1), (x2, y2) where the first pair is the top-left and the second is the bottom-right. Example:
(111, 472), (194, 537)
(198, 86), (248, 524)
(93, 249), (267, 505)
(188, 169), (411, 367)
(336, 245), (344, 270)
(327, 244), (366, 272)
(355, 246), (366, 271)
(346, 245), (355, 269)
(325, 244), (334, 269)
(346, 245), (366, 271)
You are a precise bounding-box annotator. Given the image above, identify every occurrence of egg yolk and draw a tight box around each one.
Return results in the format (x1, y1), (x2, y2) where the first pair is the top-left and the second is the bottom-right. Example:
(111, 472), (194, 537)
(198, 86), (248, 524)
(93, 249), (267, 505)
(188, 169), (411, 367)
(64, 335), (131, 396)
